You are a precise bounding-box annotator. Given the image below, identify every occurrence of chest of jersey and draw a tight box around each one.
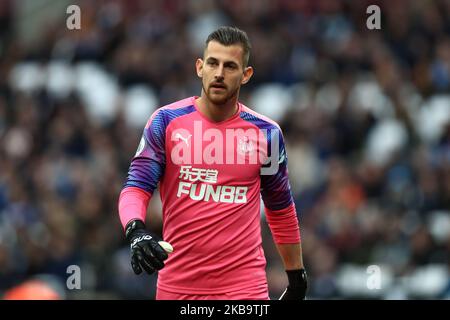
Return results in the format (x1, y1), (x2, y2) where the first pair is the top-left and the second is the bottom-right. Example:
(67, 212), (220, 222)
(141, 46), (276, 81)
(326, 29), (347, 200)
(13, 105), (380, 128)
(163, 113), (266, 204)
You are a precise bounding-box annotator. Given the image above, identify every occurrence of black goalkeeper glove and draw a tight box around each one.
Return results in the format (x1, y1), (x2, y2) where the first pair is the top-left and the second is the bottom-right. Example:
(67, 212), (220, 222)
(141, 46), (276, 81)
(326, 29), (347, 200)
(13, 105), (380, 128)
(279, 269), (308, 300)
(125, 219), (169, 275)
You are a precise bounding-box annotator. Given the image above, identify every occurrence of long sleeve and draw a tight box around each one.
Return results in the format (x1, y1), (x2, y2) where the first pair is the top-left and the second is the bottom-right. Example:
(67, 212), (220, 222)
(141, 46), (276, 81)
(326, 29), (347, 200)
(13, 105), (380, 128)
(118, 109), (166, 228)
(123, 109), (166, 192)
(261, 128), (301, 244)
(118, 186), (151, 230)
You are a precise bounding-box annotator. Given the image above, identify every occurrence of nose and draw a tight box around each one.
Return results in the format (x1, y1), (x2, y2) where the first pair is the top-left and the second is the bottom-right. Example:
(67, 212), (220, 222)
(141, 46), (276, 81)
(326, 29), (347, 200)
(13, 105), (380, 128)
(214, 64), (225, 80)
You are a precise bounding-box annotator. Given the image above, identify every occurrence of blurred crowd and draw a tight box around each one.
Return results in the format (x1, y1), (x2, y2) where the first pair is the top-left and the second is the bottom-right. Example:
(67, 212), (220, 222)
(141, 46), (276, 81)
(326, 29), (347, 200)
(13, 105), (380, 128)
(0, 0), (449, 299)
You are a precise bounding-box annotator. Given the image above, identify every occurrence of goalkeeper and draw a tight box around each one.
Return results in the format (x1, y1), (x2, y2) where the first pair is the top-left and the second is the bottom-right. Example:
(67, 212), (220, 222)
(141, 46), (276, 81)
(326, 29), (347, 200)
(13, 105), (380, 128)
(118, 26), (307, 300)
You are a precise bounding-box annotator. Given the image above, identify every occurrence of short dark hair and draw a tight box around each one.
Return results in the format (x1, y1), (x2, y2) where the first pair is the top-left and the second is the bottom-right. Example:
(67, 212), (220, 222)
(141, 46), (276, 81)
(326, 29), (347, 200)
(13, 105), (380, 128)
(205, 26), (251, 67)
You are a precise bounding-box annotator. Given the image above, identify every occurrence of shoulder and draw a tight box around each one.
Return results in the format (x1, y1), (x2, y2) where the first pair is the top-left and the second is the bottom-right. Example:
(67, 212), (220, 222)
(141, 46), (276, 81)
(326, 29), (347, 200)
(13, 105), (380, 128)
(239, 103), (282, 132)
(145, 97), (197, 129)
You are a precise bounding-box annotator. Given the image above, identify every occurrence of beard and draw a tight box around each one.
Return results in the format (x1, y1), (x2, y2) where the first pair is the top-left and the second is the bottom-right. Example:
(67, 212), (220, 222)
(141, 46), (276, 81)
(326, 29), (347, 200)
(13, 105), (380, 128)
(202, 82), (239, 105)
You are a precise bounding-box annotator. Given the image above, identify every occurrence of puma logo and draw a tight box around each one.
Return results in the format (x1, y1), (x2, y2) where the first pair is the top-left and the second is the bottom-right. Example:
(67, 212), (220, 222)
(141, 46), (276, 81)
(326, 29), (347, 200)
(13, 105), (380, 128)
(175, 133), (192, 146)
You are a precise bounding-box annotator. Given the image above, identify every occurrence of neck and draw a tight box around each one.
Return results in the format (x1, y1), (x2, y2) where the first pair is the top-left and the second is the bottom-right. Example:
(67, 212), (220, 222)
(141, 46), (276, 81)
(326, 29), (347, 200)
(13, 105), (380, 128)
(196, 92), (239, 122)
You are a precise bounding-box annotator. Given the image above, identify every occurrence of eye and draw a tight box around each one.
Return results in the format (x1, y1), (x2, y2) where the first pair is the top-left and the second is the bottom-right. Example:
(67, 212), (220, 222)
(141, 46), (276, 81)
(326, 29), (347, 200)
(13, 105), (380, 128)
(225, 63), (238, 70)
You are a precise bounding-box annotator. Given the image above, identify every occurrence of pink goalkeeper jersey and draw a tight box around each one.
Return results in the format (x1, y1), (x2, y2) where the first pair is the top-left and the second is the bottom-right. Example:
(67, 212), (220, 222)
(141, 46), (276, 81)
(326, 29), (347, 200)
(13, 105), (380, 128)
(119, 96), (300, 294)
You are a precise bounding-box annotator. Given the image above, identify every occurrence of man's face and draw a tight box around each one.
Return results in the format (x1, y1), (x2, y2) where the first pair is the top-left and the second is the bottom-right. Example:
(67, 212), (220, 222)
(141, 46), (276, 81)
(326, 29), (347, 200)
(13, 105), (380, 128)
(196, 41), (253, 105)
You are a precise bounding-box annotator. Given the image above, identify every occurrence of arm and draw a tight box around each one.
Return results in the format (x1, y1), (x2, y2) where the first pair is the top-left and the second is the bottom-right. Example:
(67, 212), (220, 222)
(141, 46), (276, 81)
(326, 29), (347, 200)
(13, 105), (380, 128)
(260, 127), (307, 300)
(275, 242), (303, 270)
(264, 204), (308, 300)
(119, 109), (166, 229)
(118, 109), (169, 275)
(276, 242), (308, 300)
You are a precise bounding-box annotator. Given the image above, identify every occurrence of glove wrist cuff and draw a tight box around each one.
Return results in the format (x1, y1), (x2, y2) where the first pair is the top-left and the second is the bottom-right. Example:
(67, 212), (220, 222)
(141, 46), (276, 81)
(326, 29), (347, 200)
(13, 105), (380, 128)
(125, 219), (146, 240)
(286, 269), (307, 287)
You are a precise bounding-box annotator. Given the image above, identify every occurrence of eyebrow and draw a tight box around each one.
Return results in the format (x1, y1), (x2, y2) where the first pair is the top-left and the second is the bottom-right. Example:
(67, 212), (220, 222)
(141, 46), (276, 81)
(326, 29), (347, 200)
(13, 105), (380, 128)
(206, 57), (239, 67)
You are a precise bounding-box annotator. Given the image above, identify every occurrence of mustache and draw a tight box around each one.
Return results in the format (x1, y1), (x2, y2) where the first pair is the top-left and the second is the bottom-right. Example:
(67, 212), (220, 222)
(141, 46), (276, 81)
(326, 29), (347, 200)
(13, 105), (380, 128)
(209, 82), (227, 89)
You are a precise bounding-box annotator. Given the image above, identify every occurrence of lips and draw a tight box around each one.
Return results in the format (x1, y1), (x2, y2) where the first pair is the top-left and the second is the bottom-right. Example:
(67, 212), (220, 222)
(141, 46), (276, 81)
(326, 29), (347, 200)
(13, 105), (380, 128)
(210, 83), (226, 89)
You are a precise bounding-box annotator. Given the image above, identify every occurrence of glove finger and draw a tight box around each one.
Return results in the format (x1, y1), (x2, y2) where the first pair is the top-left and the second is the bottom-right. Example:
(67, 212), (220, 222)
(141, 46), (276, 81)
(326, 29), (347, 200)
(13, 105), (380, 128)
(142, 246), (165, 270)
(136, 250), (156, 275)
(151, 243), (169, 261)
(131, 254), (142, 275)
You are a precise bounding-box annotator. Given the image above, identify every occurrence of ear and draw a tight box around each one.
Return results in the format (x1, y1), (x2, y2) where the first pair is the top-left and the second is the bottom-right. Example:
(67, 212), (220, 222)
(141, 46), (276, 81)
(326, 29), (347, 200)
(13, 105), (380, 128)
(196, 59), (204, 78)
(241, 66), (254, 85)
